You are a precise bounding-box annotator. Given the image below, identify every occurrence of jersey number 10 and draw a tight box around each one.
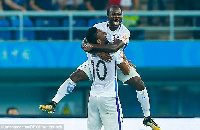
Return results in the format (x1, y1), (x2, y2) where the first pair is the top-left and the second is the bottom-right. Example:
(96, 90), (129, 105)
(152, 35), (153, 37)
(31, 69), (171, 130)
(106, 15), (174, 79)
(91, 60), (108, 81)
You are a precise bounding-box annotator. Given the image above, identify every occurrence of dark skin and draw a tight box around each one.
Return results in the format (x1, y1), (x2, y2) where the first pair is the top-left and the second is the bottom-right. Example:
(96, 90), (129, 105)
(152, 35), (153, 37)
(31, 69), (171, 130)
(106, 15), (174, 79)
(81, 6), (145, 91)
(70, 70), (89, 83)
(81, 5), (124, 54)
(82, 38), (124, 62)
(96, 29), (130, 75)
(69, 6), (145, 91)
(70, 26), (128, 83)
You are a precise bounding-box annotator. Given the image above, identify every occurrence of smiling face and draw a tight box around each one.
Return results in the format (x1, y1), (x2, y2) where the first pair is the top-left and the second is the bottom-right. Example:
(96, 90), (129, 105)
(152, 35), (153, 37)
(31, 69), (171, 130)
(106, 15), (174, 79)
(107, 6), (122, 31)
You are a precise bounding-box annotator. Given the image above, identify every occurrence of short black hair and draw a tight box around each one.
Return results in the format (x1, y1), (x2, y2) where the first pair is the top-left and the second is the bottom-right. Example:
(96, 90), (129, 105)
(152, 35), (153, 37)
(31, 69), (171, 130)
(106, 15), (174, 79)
(86, 27), (98, 44)
(107, 5), (120, 16)
(7, 107), (18, 114)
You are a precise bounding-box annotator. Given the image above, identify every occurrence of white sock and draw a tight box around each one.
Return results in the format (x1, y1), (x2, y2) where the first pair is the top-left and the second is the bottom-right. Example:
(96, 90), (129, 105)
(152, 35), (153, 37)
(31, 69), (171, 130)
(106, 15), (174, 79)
(136, 88), (150, 117)
(52, 78), (76, 103)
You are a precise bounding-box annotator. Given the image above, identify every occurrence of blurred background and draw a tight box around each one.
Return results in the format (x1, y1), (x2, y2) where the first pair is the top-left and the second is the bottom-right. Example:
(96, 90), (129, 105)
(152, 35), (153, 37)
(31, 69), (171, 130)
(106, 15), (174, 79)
(0, 0), (200, 119)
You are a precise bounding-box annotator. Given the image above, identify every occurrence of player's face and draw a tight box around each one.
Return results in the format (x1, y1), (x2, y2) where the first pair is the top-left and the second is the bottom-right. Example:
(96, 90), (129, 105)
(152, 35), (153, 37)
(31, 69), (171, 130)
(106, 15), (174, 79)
(107, 7), (122, 31)
(97, 29), (107, 44)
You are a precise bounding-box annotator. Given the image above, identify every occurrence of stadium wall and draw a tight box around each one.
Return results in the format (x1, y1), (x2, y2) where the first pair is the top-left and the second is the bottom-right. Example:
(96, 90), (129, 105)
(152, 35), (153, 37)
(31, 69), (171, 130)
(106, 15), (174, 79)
(0, 41), (200, 117)
(0, 41), (199, 68)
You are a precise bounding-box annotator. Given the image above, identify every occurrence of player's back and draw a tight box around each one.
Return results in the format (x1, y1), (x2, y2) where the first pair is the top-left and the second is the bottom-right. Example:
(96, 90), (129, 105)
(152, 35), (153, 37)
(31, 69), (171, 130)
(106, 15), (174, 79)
(87, 51), (123, 97)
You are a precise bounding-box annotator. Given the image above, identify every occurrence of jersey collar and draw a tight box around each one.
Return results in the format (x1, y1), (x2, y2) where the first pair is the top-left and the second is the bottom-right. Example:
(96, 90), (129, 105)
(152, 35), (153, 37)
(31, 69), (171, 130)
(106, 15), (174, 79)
(106, 21), (122, 32)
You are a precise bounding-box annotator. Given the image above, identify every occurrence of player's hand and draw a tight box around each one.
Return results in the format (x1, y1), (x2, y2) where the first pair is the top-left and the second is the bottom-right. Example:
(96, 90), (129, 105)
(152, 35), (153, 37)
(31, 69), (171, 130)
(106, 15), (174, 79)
(81, 38), (93, 52)
(39, 101), (57, 114)
(82, 43), (93, 52)
(96, 52), (112, 62)
(128, 60), (136, 70)
(128, 60), (136, 67)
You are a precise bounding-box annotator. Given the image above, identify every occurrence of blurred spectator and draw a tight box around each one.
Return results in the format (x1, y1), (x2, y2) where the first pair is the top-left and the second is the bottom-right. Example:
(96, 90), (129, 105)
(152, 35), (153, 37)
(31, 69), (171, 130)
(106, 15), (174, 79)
(2, 0), (27, 11)
(147, 0), (166, 26)
(108, 0), (139, 10)
(58, 0), (85, 10)
(84, 0), (109, 11)
(121, 0), (145, 40)
(109, 0), (120, 7)
(120, 0), (139, 10)
(29, 0), (59, 11)
(7, 107), (19, 115)
(0, 0), (3, 11)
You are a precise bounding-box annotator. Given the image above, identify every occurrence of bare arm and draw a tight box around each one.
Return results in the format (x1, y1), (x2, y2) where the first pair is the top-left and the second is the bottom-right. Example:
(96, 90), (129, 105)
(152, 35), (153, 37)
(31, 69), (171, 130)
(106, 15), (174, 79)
(133, 0), (140, 10)
(117, 61), (130, 75)
(29, 0), (44, 11)
(5, 0), (26, 10)
(85, 1), (95, 11)
(81, 38), (125, 53)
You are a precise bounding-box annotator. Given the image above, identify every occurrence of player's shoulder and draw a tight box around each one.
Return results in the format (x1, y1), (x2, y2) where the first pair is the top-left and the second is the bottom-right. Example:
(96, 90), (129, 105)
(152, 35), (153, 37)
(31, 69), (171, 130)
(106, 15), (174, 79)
(120, 24), (130, 33)
(93, 21), (108, 29)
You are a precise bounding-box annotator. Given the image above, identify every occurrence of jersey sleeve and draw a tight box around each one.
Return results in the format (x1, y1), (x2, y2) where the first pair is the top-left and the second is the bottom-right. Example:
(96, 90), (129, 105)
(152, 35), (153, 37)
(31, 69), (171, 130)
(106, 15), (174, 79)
(118, 26), (130, 48)
(112, 50), (124, 64)
(93, 22), (102, 28)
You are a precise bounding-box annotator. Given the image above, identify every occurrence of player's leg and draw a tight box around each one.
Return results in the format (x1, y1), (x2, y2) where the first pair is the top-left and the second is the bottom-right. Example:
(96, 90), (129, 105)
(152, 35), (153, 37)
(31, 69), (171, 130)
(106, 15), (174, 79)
(40, 61), (92, 112)
(118, 66), (150, 116)
(99, 97), (123, 130)
(118, 66), (160, 129)
(87, 96), (102, 130)
(70, 69), (89, 83)
(52, 61), (91, 103)
(124, 76), (150, 117)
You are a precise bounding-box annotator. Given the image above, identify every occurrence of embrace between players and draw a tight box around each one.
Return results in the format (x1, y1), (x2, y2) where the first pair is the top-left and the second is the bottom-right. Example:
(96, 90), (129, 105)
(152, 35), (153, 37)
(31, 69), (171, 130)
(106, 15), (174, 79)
(39, 5), (161, 130)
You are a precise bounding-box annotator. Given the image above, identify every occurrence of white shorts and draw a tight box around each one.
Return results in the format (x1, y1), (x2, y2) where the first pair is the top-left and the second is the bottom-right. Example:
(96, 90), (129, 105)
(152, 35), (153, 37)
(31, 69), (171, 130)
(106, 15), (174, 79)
(117, 65), (140, 83)
(87, 95), (123, 130)
(77, 60), (140, 83)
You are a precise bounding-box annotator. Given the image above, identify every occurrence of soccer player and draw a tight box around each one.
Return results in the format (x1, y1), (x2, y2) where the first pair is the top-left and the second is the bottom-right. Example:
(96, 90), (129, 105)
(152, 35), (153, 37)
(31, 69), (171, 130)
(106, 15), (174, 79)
(86, 27), (130, 130)
(40, 5), (160, 130)
(41, 27), (130, 130)
(81, 5), (160, 130)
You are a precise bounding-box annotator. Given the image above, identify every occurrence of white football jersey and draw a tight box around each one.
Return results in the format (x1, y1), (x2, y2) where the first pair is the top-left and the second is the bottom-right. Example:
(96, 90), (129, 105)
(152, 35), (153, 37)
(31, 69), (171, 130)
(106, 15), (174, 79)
(94, 21), (130, 50)
(87, 50), (124, 97)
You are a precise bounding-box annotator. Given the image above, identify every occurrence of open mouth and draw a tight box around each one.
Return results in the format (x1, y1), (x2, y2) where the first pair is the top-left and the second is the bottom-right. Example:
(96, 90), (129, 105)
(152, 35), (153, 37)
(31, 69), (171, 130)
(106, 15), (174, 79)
(113, 19), (120, 26)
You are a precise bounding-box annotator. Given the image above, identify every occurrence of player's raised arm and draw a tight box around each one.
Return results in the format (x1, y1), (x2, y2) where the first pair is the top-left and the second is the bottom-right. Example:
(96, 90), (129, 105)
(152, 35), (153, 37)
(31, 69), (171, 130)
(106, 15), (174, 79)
(81, 38), (125, 53)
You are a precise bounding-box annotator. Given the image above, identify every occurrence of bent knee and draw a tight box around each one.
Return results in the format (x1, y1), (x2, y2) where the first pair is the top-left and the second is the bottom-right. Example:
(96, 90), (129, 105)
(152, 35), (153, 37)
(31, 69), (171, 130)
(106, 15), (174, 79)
(126, 76), (145, 91)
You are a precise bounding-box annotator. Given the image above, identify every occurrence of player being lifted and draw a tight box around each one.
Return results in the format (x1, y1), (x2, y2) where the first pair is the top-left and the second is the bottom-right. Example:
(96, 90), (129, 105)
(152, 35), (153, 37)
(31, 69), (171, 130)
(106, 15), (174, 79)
(40, 5), (160, 130)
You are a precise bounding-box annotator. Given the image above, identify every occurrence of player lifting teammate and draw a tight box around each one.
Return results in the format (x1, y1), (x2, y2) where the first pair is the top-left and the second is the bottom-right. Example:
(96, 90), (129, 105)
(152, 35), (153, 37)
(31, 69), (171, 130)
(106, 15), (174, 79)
(40, 5), (160, 130)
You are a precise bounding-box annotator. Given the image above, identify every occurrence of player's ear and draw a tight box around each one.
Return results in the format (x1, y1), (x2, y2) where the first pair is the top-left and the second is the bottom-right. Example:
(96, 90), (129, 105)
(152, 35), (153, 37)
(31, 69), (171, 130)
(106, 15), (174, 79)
(97, 39), (101, 44)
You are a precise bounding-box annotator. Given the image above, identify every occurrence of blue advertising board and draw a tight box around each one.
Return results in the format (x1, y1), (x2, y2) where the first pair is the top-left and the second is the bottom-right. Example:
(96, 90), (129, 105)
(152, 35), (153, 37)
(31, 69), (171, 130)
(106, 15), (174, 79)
(0, 41), (199, 68)
(125, 41), (200, 67)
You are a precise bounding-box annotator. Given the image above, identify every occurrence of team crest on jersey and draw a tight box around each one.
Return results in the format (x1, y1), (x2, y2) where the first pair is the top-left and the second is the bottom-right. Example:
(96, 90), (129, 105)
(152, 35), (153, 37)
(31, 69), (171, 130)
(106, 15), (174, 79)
(122, 35), (128, 40)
